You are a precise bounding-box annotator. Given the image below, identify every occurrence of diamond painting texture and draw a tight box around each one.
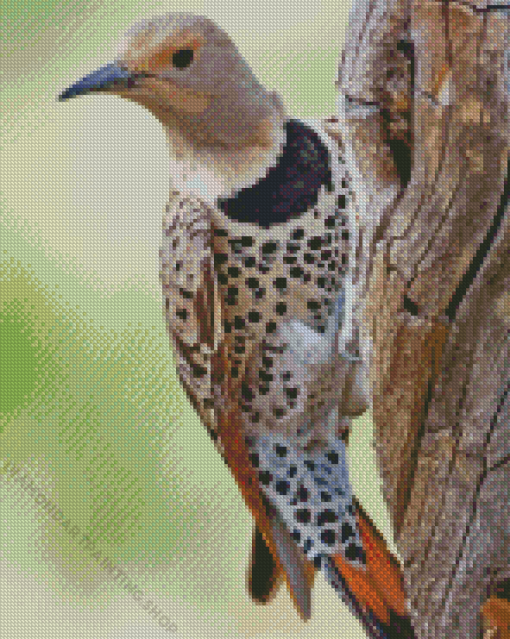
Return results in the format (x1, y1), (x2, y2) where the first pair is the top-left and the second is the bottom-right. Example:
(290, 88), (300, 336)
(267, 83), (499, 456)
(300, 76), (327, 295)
(2, 2), (508, 638)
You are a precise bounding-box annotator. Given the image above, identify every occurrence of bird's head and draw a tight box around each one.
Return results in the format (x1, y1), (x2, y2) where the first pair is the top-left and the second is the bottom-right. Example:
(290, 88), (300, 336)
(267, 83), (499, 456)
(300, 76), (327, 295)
(59, 13), (286, 154)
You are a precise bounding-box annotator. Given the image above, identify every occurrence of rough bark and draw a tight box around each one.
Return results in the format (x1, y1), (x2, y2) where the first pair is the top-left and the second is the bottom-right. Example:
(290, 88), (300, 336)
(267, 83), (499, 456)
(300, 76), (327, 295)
(337, 0), (510, 636)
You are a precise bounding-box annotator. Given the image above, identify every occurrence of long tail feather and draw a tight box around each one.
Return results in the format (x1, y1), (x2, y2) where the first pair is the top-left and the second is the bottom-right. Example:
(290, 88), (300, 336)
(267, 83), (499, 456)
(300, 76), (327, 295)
(328, 499), (415, 637)
(323, 556), (395, 639)
(269, 513), (313, 620)
(355, 499), (407, 619)
(325, 555), (416, 638)
(248, 525), (283, 604)
(248, 521), (317, 614)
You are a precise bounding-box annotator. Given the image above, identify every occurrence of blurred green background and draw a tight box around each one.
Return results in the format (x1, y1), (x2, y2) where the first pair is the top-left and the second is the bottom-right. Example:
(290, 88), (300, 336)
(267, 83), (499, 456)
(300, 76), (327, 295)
(0, 1), (395, 637)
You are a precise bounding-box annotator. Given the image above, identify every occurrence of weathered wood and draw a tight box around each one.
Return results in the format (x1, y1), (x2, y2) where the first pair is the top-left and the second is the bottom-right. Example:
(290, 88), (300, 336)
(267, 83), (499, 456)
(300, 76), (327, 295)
(337, 0), (509, 636)
(400, 202), (510, 637)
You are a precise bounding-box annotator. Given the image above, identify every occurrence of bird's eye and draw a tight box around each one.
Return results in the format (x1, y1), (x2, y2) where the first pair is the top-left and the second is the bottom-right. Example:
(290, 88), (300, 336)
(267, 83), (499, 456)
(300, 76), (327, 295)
(172, 49), (194, 69)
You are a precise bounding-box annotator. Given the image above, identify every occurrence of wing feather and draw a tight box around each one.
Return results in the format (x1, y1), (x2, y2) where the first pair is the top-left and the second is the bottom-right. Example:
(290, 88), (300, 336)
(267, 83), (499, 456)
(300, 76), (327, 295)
(160, 195), (221, 435)
(160, 195), (314, 618)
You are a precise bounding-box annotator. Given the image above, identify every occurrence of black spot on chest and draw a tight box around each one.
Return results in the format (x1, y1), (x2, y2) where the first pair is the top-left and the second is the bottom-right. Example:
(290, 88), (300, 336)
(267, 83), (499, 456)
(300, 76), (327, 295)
(217, 119), (332, 227)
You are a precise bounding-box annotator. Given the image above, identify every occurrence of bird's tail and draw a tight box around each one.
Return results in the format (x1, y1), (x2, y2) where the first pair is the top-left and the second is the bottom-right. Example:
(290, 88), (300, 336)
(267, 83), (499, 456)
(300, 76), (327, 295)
(326, 499), (415, 638)
(243, 431), (415, 636)
(247, 500), (415, 638)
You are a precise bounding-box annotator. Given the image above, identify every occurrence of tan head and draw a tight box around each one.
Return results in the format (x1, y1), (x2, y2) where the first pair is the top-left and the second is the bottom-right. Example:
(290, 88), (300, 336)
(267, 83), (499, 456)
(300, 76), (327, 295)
(59, 14), (287, 198)
(60, 13), (285, 151)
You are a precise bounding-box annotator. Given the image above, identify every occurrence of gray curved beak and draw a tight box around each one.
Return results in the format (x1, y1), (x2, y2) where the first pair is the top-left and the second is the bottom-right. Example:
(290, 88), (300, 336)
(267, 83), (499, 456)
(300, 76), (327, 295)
(58, 62), (139, 101)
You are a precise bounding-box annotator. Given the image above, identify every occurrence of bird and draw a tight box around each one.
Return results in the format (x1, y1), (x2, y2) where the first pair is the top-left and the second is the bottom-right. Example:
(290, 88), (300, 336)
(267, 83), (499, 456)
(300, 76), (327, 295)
(59, 13), (414, 638)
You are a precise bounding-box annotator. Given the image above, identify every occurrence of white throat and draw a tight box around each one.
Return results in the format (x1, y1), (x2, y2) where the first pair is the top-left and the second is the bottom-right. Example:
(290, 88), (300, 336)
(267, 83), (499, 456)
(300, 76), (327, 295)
(165, 115), (287, 204)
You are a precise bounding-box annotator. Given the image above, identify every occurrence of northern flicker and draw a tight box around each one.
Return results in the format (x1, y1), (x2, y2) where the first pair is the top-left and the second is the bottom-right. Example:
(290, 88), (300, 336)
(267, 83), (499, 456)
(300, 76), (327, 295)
(59, 13), (414, 638)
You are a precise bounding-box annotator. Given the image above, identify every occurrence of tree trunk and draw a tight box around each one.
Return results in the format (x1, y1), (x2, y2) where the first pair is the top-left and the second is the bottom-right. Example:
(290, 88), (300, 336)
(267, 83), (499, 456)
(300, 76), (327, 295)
(337, 0), (510, 636)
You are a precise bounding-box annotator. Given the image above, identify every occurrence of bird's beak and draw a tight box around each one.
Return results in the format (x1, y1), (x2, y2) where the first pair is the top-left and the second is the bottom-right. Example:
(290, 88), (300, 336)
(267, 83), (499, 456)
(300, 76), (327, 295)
(58, 62), (142, 101)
